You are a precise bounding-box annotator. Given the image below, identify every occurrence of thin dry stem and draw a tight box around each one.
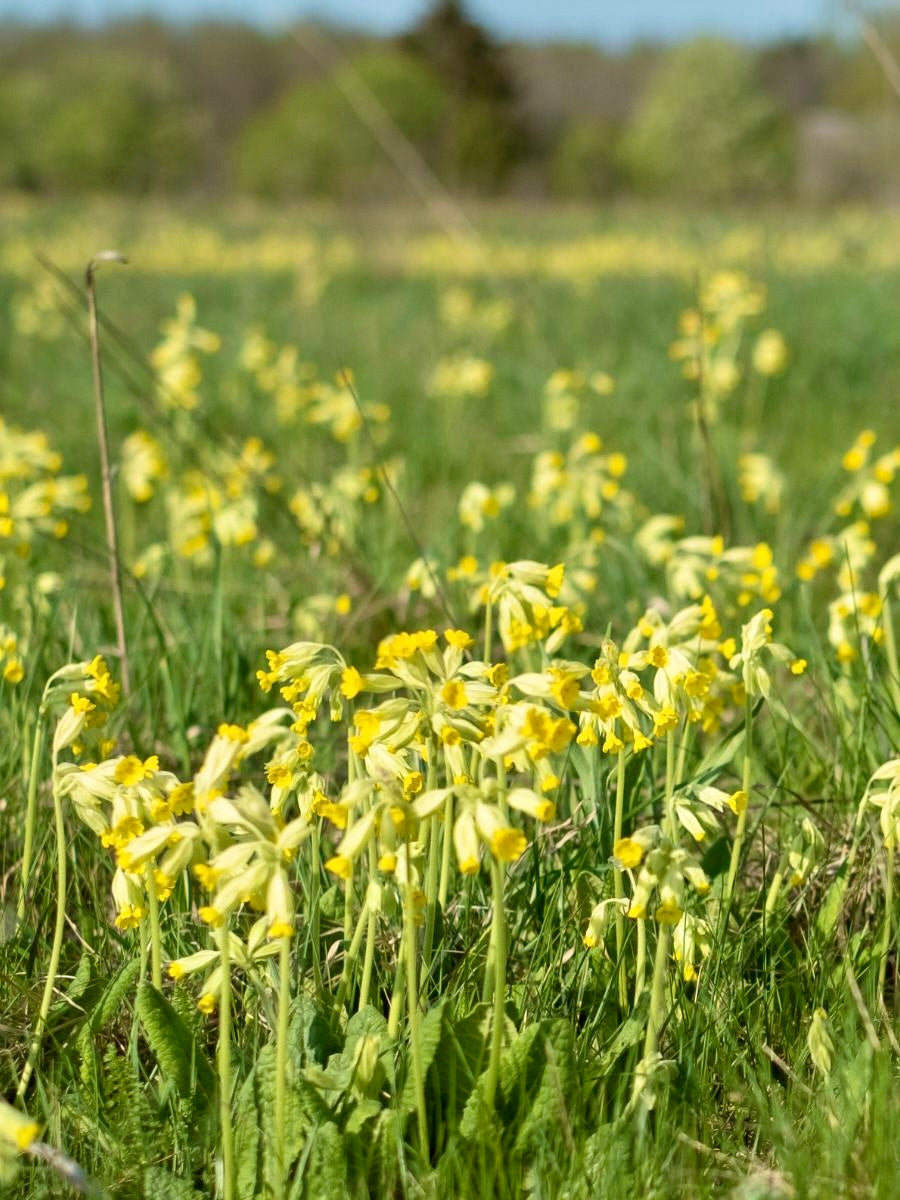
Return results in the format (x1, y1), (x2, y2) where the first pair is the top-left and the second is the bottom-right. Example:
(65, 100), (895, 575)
(85, 252), (130, 696)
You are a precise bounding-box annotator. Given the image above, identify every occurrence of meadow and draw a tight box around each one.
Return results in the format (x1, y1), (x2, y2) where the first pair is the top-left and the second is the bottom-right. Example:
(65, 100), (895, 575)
(1, 198), (899, 1199)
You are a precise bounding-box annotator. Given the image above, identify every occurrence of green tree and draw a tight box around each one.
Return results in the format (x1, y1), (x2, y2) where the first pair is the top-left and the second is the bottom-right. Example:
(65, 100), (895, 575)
(549, 119), (622, 199)
(622, 39), (794, 202)
(235, 48), (449, 199)
(0, 49), (198, 193)
(403, 0), (530, 189)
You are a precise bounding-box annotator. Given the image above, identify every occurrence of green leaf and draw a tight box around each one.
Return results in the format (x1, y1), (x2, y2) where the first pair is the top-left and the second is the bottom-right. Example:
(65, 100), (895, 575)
(512, 1020), (575, 1156)
(96, 957), (141, 1029)
(459, 1019), (578, 1153)
(302, 1120), (347, 1199)
(136, 982), (214, 1104)
(289, 996), (341, 1067)
(816, 869), (850, 938)
(692, 726), (745, 782)
(141, 1165), (205, 1200)
(234, 1069), (262, 1200)
(77, 957), (141, 1090)
(427, 1003), (490, 1123)
(594, 989), (649, 1077)
(399, 998), (449, 1116)
(700, 835), (732, 880)
(236, 1044), (332, 1199)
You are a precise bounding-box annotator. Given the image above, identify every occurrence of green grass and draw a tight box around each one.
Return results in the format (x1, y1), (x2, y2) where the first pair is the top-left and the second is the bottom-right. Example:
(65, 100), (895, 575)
(1, 199), (899, 1199)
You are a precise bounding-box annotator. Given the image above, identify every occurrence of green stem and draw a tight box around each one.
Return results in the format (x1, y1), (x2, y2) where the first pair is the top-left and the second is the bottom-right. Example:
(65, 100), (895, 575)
(882, 592), (900, 717)
(358, 838), (378, 1012)
(403, 855), (428, 1154)
(438, 790), (454, 909)
(343, 860), (354, 948)
(146, 871), (163, 990)
(387, 933), (406, 1041)
(217, 922), (234, 1200)
(725, 690), (753, 909)
(309, 823), (322, 994)
(334, 899), (370, 1018)
(421, 739), (441, 989)
(878, 841), (894, 1005)
(613, 747), (627, 1012)
(17, 754), (66, 1101)
(643, 923), (672, 1062)
(484, 597), (493, 664)
(359, 904), (378, 1014)
(484, 856), (507, 1111)
(17, 708), (46, 924)
(764, 865), (785, 917)
(212, 539), (225, 716)
(633, 915), (647, 1004)
(664, 728), (677, 841)
(421, 816), (440, 992)
(274, 934), (291, 1200)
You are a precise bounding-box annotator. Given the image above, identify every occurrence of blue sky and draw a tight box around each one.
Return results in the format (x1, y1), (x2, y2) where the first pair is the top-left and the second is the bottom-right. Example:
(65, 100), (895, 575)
(0, 0), (885, 47)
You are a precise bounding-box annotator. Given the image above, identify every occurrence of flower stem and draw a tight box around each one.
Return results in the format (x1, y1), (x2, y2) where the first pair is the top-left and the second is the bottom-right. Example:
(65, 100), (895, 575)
(146, 872), (163, 990)
(633, 915), (647, 1004)
(664, 728), (677, 840)
(420, 817), (439, 990)
(725, 690), (753, 909)
(878, 841), (894, 1005)
(881, 591), (900, 715)
(217, 922), (235, 1200)
(387, 933), (406, 1041)
(309, 822), (322, 994)
(17, 753), (65, 1101)
(17, 707), (46, 924)
(484, 855), (507, 1111)
(334, 899), (370, 1018)
(274, 934), (291, 1200)
(613, 747), (628, 1012)
(438, 789), (454, 909)
(403, 853), (428, 1154)
(358, 839), (378, 1012)
(643, 923), (672, 1062)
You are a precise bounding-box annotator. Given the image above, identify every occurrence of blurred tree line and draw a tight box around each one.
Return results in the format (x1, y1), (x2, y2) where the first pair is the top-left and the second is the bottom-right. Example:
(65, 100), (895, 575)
(3, 0), (900, 203)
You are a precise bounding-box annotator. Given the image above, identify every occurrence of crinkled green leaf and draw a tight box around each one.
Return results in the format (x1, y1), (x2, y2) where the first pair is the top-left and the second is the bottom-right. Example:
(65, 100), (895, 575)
(136, 982), (214, 1104)
(141, 1165), (205, 1200)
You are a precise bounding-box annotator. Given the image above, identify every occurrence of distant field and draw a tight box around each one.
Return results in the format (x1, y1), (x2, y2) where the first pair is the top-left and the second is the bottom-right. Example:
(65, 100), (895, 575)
(2, 199), (899, 510)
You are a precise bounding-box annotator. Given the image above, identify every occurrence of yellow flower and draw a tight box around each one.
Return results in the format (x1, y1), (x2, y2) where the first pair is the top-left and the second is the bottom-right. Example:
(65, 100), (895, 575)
(3, 658), (24, 683)
(340, 667), (364, 699)
(490, 827), (528, 862)
(114, 754), (160, 787)
(114, 903), (146, 931)
(655, 897), (683, 924)
(441, 680), (468, 710)
(0, 1099), (40, 1152)
(444, 628), (474, 649)
(217, 723), (248, 743)
(268, 920), (294, 939)
(728, 790), (748, 815)
(613, 837), (644, 869)
(325, 854), (352, 880)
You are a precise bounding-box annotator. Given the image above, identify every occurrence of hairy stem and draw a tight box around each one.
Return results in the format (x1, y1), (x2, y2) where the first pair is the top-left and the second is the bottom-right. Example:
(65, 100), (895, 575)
(18, 758), (66, 1101)
(484, 856), (508, 1111)
(17, 708), (46, 924)
(217, 922), (234, 1200)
